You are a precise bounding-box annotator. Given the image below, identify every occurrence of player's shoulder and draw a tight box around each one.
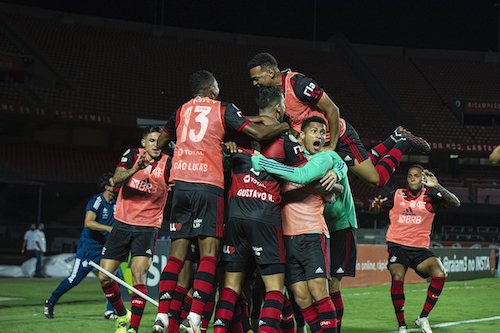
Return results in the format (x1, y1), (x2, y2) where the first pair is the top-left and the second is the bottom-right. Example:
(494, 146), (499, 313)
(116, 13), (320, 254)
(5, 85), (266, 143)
(281, 132), (298, 143)
(120, 147), (139, 161)
(121, 147), (139, 156)
(221, 101), (239, 111)
(87, 193), (104, 211)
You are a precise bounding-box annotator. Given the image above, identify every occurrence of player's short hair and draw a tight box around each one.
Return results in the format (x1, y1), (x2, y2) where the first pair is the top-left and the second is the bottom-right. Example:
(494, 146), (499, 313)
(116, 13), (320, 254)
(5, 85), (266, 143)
(142, 125), (162, 138)
(301, 116), (327, 131)
(189, 70), (216, 95)
(247, 52), (279, 70)
(409, 164), (424, 171)
(98, 172), (114, 192)
(256, 86), (283, 111)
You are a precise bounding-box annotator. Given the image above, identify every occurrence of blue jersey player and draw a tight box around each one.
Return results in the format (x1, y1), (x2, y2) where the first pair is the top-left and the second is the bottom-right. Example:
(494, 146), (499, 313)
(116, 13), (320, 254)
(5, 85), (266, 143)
(44, 173), (119, 320)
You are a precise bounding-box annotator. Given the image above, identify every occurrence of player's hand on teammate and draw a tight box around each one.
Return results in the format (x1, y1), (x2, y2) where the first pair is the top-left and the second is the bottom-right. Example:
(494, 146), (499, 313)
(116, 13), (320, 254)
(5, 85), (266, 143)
(222, 141), (239, 154)
(320, 170), (338, 191)
(422, 169), (439, 187)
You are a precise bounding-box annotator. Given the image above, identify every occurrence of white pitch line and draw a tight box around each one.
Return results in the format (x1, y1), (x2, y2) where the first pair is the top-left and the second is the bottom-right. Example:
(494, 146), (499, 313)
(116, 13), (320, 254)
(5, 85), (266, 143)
(0, 297), (23, 301)
(387, 316), (500, 332)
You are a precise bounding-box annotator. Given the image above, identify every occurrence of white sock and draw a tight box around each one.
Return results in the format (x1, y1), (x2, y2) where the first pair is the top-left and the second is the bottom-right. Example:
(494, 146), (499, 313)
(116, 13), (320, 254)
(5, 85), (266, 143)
(187, 312), (201, 326)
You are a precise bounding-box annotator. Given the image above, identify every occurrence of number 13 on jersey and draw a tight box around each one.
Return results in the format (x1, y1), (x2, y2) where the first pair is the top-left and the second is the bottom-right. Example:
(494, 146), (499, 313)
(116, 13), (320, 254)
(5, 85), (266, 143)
(180, 105), (211, 143)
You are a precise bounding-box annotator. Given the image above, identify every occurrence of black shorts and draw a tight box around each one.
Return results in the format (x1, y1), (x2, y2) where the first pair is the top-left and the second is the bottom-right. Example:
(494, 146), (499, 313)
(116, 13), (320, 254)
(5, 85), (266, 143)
(169, 181), (225, 240)
(330, 228), (357, 278)
(387, 242), (435, 276)
(185, 239), (200, 263)
(335, 121), (370, 166)
(285, 234), (330, 286)
(222, 218), (285, 275)
(101, 221), (158, 262)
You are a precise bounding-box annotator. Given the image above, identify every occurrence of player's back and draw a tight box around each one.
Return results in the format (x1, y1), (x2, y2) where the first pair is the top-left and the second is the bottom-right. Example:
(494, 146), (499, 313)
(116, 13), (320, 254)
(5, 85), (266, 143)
(170, 97), (226, 188)
(229, 134), (306, 223)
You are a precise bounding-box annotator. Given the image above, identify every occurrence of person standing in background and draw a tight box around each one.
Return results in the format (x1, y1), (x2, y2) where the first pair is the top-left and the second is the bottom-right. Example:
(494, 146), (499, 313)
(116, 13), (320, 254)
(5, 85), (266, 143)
(22, 223), (42, 277)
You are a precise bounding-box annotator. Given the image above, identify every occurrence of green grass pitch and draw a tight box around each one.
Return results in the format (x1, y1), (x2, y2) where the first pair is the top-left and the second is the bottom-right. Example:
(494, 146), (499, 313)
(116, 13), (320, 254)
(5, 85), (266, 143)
(1, 277), (499, 332)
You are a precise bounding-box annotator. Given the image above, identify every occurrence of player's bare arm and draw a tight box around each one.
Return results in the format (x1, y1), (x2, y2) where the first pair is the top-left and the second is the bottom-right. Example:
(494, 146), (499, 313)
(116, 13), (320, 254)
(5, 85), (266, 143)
(84, 211), (113, 233)
(316, 93), (340, 150)
(422, 169), (461, 208)
(112, 153), (153, 186)
(242, 121), (290, 141)
(157, 131), (170, 149)
(246, 115), (279, 125)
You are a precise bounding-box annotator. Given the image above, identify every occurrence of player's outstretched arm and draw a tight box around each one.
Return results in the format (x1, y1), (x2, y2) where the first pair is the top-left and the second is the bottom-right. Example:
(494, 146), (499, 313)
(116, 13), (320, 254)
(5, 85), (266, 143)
(252, 152), (334, 184)
(242, 121), (290, 141)
(422, 169), (461, 208)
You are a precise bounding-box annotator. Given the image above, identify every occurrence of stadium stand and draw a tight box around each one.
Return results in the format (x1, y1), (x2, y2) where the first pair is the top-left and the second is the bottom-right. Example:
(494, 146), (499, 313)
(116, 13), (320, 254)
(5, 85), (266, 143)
(0, 4), (498, 261)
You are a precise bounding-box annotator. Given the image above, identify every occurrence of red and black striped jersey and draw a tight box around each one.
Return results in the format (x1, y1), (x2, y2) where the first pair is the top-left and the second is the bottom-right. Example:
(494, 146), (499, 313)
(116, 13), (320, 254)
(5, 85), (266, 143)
(228, 133), (307, 225)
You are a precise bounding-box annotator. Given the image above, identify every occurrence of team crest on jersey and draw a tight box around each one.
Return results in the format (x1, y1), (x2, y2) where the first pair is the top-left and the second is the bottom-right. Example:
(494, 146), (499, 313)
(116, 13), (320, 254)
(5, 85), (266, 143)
(152, 166), (163, 178)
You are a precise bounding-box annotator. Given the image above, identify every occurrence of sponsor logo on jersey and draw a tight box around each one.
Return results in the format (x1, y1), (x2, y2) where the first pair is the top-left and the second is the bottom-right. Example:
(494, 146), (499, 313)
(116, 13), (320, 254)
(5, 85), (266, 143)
(243, 174), (266, 188)
(130, 178), (158, 193)
(398, 207), (422, 224)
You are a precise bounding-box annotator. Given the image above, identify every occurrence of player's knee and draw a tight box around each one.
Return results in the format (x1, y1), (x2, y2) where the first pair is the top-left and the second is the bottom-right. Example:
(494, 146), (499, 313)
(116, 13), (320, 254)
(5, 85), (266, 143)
(98, 272), (112, 286)
(131, 269), (148, 285)
(390, 270), (405, 281)
(292, 292), (311, 309)
(308, 279), (329, 300)
(329, 277), (341, 292)
(432, 268), (446, 278)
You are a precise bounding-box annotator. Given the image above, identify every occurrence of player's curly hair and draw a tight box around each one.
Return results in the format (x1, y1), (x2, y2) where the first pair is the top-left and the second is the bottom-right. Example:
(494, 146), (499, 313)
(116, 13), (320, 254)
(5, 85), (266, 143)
(189, 70), (216, 95)
(247, 52), (279, 70)
(256, 86), (283, 110)
(98, 172), (114, 192)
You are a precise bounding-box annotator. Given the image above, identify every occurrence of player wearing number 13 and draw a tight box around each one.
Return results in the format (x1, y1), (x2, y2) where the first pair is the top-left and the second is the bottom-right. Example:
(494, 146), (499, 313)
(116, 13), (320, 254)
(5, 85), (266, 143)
(153, 70), (290, 333)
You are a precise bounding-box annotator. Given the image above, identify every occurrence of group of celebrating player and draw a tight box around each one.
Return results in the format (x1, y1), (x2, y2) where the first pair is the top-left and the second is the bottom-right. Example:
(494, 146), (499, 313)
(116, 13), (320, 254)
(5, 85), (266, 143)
(44, 52), (462, 333)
